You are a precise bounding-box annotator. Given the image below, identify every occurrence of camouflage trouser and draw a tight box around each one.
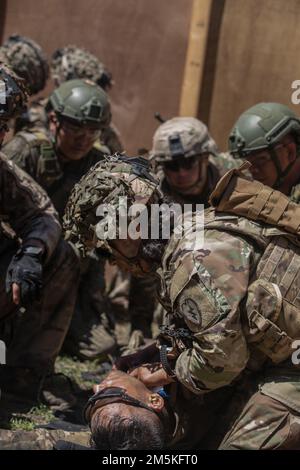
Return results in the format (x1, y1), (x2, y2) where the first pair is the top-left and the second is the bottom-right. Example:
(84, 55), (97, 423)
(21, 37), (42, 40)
(0, 428), (90, 450)
(219, 376), (300, 450)
(0, 238), (80, 374)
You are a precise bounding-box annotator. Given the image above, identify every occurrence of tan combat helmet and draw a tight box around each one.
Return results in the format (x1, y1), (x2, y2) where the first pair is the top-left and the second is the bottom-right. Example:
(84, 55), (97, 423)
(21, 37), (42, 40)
(0, 35), (49, 95)
(64, 155), (160, 274)
(51, 45), (113, 91)
(151, 117), (218, 164)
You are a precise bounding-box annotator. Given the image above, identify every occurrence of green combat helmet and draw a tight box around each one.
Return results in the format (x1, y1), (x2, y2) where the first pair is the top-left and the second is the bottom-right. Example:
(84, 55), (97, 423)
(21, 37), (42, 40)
(64, 155), (160, 275)
(46, 78), (111, 128)
(0, 63), (28, 121)
(51, 45), (113, 90)
(151, 117), (218, 164)
(0, 35), (49, 95)
(229, 102), (300, 184)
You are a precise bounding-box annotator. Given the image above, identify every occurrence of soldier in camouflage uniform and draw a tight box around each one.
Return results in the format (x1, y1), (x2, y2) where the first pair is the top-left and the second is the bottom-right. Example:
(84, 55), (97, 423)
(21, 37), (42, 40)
(3, 79), (116, 360)
(51, 45), (123, 154)
(0, 65), (79, 408)
(64, 154), (300, 449)
(139, 117), (242, 337)
(0, 34), (50, 134)
(229, 102), (300, 203)
(0, 35), (49, 96)
(150, 117), (239, 208)
(10, 43), (123, 154)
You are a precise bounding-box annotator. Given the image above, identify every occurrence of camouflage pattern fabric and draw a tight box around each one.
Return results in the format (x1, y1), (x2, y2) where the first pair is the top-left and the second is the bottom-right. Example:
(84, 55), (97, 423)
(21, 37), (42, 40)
(2, 128), (106, 217)
(51, 45), (110, 88)
(219, 389), (300, 450)
(0, 151), (61, 260)
(151, 117), (218, 163)
(65, 157), (300, 448)
(0, 428), (90, 450)
(0, 35), (49, 95)
(2, 130), (118, 359)
(0, 151), (79, 373)
(0, 238), (79, 373)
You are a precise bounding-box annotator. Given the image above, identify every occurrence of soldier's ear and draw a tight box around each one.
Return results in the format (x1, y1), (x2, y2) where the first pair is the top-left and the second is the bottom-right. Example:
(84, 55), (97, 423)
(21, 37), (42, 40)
(148, 393), (164, 411)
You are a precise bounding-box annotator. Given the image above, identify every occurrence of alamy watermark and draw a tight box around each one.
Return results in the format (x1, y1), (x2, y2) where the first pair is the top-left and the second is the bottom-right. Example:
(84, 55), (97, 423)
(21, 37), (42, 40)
(291, 80), (300, 104)
(95, 198), (204, 249)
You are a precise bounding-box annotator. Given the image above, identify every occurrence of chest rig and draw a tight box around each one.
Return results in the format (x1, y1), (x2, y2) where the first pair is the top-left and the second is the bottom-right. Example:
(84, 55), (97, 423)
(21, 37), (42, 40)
(209, 162), (300, 364)
(18, 129), (63, 188)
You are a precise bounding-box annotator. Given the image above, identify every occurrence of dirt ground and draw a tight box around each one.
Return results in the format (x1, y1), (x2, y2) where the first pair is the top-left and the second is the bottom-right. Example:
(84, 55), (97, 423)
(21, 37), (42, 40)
(0, 354), (111, 435)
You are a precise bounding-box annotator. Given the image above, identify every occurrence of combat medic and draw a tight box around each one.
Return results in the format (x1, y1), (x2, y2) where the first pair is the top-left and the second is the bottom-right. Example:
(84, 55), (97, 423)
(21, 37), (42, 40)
(229, 102), (300, 202)
(65, 154), (300, 449)
(0, 65), (79, 409)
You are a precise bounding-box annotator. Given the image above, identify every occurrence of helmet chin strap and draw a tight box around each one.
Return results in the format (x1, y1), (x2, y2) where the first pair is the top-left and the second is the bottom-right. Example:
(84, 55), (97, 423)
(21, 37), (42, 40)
(177, 159), (208, 196)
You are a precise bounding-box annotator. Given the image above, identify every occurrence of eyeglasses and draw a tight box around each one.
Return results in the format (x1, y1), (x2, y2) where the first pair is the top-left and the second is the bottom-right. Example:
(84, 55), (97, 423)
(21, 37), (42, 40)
(61, 121), (101, 140)
(83, 386), (162, 425)
(164, 156), (199, 172)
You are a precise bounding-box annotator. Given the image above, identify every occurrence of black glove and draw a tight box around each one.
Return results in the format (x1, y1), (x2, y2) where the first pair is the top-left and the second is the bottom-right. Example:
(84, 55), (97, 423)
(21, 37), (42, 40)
(6, 246), (43, 305)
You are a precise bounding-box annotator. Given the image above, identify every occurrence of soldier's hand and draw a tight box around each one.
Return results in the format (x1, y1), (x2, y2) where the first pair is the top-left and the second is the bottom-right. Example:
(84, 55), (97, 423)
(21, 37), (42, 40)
(129, 363), (174, 388)
(6, 246), (43, 306)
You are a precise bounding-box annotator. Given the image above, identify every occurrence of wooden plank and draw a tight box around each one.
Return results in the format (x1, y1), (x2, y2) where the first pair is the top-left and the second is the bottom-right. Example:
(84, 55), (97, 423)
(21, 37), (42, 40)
(209, 0), (300, 150)
(179, 0), (213, 117)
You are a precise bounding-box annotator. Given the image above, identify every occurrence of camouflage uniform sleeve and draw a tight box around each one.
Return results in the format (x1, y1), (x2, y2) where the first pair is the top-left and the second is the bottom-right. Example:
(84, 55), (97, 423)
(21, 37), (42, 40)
(174, 229), (253, 394)
(0, 152), (61, 260)
(2, 134), (39, 179)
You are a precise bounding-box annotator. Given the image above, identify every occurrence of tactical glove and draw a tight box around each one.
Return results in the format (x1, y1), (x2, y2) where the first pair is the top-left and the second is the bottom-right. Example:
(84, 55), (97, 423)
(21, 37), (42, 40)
(6, 246), (43, 305)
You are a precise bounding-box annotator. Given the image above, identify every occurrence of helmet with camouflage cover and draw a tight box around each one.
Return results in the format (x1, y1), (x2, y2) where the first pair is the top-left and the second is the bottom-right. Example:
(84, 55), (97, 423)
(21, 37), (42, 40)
(51, 45), (113, 90)
(64, 155), (161, 276)
(229, 103), (300, 157)
(46, 78), (111, 128)
(0, 35), (49, 95)
(151, 117), (218, 163)
(0, 63), (28, 121)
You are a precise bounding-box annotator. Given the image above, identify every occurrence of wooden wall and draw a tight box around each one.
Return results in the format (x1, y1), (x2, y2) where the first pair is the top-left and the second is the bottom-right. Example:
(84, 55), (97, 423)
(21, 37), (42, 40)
(2, 0), (300, 153)
(205, 0), (300, 150)
(0, 0), (193, 154)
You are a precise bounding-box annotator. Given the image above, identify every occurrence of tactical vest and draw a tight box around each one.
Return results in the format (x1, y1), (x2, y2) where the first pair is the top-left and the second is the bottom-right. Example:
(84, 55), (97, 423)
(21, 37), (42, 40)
(158, 163), (300, 365)
(16, 129), (63, 188)
(208, 163), (300, 364)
